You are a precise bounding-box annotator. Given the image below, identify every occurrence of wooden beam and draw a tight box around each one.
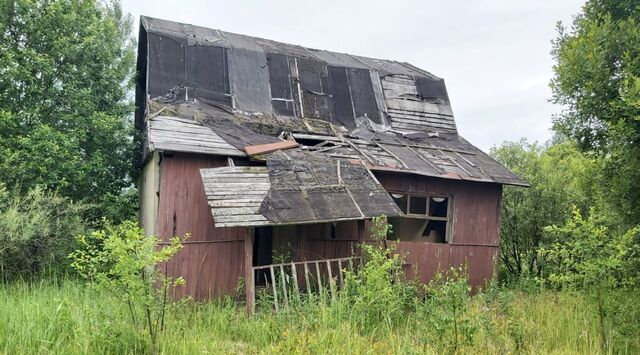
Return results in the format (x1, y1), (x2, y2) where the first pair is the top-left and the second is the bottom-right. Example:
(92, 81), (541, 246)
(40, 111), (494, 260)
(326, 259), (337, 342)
(327, 260), (336, 302)
(245, 227), (255, 316)
(280, 265), (289, 310)
(244, 140), (299, 156)
(269, 266), (279, 312)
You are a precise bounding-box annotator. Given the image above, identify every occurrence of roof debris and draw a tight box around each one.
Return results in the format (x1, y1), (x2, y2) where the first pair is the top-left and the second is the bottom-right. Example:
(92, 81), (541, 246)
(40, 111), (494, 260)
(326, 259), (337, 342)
(200, 151), (401, 227)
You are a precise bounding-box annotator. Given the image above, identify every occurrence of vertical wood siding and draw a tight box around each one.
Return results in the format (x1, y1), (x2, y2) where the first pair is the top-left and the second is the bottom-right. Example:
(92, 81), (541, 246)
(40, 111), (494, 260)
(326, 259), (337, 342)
(375, 171), (502, 289)
(154, 154), (502, 299)
(156, 153), (245, 299)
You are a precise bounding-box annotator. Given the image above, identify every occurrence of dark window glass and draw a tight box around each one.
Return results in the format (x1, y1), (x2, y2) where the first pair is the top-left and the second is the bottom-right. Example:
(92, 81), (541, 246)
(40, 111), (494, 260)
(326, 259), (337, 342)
(409, 196), (427, 215)
(429, 197), (448, 217)
(391, 194), (408, 214)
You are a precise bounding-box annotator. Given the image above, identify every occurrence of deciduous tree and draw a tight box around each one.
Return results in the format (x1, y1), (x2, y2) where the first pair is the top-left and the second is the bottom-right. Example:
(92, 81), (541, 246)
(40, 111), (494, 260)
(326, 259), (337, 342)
(0, 0), (136, 220)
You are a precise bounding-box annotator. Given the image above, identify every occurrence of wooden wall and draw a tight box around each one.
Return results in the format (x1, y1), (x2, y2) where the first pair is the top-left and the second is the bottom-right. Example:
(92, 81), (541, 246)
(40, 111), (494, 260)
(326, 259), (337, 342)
(294, 221), (362, 261)
(152, 153), (503, 300)
(267, 221), (362, 263)
(375, 171), (502, 289)
(155, 153), (245, 300)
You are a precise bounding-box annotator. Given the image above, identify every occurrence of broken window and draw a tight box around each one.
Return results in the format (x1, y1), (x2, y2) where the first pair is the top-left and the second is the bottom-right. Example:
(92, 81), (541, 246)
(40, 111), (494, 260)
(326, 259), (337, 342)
(389, 193), (452, 243)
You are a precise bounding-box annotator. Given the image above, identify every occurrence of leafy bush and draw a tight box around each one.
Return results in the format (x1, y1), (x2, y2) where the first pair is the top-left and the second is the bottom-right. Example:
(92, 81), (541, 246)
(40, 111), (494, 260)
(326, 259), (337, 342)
(69, 221), (188, 352)
(0, 185), (89, 280)
(339, 216), (416, 331)
(419, 268), (479, 352)
(542, 206), (640, 350)
(542, 207), (637, 290)
(341, 243), (415, 330)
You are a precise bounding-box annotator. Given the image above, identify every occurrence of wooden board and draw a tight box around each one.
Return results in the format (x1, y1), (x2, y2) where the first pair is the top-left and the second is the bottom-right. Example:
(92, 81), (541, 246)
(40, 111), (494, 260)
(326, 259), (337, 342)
(148, 116), (245, 157)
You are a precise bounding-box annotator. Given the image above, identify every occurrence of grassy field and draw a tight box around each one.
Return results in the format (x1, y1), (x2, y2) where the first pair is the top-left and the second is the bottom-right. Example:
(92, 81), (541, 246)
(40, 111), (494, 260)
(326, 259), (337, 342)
(1, 280), (637, 354)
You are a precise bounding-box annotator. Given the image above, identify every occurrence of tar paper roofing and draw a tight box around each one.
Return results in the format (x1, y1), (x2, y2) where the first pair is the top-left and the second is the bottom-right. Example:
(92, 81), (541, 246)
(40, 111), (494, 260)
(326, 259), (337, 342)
(136, 16), (528, 226)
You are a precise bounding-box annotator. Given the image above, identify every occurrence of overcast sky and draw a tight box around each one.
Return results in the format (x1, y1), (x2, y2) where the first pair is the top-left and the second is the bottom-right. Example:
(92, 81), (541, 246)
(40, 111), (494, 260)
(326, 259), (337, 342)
(122, 0), (585, 151)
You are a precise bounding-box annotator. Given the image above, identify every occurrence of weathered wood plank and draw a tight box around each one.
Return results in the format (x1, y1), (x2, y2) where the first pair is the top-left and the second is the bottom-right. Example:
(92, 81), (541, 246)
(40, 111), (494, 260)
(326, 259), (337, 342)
(387, 107), (453, 119)
(210, 207), (262, 217)
(152, 144), (241, 157)
(385, 98), (454, 116)
(327, 260), (335, 302)
(291, 263), (300, 302)
(207, 194), (268, 201)
(280, 265), (289, 309)
(269, 266), (279, 312)
(391, 121), (456, 132)
(215, 214), (268, 223)
(315, 261), (323, 294)
(387, 114), (456, 127)
(209, 200), (263, 208)
(216, 220), (273, 227)
(202, 166), (268, 174)
(245, 228), (255, 315)
(203, 183), (271, 189)
(304, 262), (312, 297)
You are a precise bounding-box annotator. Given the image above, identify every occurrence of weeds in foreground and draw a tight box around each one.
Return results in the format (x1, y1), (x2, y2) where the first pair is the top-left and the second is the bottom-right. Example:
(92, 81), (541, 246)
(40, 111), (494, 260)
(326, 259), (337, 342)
(2, 279), (637, 354)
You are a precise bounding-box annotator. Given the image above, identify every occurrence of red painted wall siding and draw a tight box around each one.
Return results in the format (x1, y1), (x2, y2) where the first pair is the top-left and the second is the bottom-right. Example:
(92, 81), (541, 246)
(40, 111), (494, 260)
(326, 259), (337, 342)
(375, 171), (502, 289)
(155, 153), (245, 299)
(153, 154), (503, 299)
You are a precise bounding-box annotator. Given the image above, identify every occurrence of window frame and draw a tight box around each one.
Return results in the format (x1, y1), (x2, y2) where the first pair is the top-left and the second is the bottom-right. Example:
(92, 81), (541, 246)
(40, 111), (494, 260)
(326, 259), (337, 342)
(389, 191), (454, 243)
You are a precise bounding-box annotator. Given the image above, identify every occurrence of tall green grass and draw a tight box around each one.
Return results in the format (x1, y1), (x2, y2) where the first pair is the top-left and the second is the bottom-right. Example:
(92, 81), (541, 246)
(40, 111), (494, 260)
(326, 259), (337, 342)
(1, 279), (637, 354)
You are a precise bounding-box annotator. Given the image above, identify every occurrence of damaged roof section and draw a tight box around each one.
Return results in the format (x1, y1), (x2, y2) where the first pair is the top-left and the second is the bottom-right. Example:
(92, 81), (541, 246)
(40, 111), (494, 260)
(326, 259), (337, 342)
(201, 166), (270, 227)
(138, 16), (528, 188)
(200, 151), (401, 227)
(146, 115), (244, 157)
(138, 16), (453, 135)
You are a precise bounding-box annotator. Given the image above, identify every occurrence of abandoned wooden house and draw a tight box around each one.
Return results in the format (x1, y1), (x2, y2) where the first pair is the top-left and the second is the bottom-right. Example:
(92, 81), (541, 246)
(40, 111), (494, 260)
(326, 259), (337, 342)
(135, 16), (527, 311)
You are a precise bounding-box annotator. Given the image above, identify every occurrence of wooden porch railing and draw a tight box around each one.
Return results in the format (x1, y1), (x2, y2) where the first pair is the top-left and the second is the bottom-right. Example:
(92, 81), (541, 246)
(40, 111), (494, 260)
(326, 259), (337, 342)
(248, 256), (361, 313)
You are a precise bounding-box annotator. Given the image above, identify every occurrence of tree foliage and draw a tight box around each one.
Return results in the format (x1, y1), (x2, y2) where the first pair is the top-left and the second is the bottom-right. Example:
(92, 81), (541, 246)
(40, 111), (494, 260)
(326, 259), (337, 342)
(551, 0), (640, 226)
(541, 207), (640, 350)
(490, 139), (597, 279)
(542, 207), (638, 290)
(0, 0), (136, 219)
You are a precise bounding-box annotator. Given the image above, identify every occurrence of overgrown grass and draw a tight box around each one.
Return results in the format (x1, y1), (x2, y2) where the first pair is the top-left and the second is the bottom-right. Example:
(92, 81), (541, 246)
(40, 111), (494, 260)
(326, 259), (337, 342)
(1, 279), (637, 354)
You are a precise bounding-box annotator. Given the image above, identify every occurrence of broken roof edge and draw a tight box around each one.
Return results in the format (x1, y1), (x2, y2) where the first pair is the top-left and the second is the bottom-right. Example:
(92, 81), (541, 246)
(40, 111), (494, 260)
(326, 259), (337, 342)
(368, 165), (530, 187)
(145, 115), (248, 159)
(139, 15), (444, 81)
(454, 136), (530, 187)
(213, 214), (398, 228)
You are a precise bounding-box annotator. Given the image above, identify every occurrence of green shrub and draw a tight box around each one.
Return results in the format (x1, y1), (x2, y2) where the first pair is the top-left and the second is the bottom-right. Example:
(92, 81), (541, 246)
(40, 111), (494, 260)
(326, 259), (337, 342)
(542, 207), (640, 351)
(339, 216), (417, 332)
(69, 220), (188, 353)
(341, 242), (415, 331)
(419, 268), (478, 352)
(0, 185), (89, 280)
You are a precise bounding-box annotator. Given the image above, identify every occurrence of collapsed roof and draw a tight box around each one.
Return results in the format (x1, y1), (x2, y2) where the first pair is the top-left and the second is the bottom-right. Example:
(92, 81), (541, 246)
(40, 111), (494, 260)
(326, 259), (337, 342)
(200, 151), (402, 227)
(136, 16), (527, 226)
